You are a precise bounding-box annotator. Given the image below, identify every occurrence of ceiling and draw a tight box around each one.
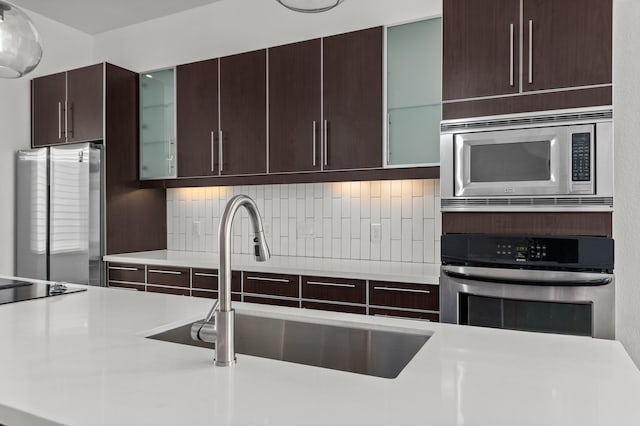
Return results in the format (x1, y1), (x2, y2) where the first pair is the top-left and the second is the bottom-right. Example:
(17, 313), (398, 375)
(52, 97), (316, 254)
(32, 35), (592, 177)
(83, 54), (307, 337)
(10, 0), (224, 34)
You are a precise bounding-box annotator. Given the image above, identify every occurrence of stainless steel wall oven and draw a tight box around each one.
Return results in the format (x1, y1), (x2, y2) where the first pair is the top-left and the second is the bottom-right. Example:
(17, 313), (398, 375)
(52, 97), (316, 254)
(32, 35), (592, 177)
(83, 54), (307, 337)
(440, 234), (614, 339)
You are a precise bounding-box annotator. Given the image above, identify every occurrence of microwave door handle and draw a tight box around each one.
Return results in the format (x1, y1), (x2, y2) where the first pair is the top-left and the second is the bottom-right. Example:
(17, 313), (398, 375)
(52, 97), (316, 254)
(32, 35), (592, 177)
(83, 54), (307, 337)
(441, 265), (613, 286)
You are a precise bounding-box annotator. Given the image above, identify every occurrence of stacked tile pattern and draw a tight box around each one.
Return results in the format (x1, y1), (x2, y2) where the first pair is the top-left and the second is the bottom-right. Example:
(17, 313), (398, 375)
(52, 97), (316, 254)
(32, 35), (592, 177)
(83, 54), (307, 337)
(167, 179), (441, 264)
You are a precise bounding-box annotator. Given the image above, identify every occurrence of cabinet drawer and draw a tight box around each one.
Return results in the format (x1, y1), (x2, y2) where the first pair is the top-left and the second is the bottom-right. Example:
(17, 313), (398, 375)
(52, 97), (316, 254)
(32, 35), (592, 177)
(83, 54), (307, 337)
(243, 272), (299, 298)
(108, 263), (145, 283)
(244, 295), (299, 308)
(369, 281), (439, 311)
(192, 269), (241, 292)
(147, 266), (190, 287)
(302, 275), (366, 304)
(147, 285), (190, 296)
(192, 290), (241, 302)
(108, 281), (145, 292)
(302, 301), (366, 315)
(369, 308), (439, 322)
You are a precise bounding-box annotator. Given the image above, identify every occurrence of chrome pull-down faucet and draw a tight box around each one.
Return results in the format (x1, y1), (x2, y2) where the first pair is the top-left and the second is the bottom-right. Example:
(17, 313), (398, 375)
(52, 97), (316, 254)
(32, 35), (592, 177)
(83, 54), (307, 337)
(190, 195), (270, 366)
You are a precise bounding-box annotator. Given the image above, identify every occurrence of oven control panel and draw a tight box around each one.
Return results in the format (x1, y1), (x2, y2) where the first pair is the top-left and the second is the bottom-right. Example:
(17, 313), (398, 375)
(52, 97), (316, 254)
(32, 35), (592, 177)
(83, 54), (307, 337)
(497, 241), (547, 261)
(467, 237), (579, 264)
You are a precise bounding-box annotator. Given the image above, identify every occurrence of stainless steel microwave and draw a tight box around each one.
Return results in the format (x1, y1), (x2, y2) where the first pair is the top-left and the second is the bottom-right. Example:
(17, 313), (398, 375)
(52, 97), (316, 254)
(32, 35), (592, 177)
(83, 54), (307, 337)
(440, 108), (613, 211)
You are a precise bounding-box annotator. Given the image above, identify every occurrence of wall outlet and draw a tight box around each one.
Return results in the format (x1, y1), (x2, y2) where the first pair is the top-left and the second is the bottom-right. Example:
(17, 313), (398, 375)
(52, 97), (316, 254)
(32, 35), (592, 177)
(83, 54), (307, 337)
(371, 223), (382, 242)
(193, 220), (202, 236)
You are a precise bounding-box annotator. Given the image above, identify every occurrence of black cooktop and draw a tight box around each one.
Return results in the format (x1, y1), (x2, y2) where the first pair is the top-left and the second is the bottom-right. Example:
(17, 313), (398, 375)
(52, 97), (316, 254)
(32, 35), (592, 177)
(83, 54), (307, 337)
(0, 278), (86, 305)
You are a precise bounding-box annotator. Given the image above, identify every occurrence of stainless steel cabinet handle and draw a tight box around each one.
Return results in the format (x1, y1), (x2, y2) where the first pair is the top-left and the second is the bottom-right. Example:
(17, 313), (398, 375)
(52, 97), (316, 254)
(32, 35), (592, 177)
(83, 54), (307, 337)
(509, 23), (514, 87)
(148, 269), (182, 275)
(373, 313), (431, 322)
(247, 276), (289, 283)
(219, 130), (224, 172)
(67, 102), (73, 138)
(312, 121), (317, 166)
(194, 272), (218, 278)
(210, 131), (215, 172)
(307, 281), (355, 289)
(387, 112), (391, 163)
(373, 286), (431, 295)
(323, 119), (328, 166)
(64, 101), (68, 140)
(58, 102), (62, 140)
(528, 19), (533, 84)
(108, 266), (138, 271)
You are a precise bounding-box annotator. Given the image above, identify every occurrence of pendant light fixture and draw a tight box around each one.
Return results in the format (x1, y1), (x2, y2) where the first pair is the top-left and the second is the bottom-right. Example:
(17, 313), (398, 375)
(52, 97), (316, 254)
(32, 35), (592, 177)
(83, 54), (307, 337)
(0, 0), (42, 78)
(276, 0), (343, 13)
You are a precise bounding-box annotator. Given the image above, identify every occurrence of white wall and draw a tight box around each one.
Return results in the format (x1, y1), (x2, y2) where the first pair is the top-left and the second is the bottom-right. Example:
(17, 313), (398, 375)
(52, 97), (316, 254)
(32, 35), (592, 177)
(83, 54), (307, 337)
(613, 0), (640, 367)
(0, 11), (94, 275)
(92, 0), (439, 72)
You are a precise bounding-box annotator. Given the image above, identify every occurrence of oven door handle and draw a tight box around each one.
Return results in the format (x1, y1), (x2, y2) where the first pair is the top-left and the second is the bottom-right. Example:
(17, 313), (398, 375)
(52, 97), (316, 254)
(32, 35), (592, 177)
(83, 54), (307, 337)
(441, 265), (613, 286)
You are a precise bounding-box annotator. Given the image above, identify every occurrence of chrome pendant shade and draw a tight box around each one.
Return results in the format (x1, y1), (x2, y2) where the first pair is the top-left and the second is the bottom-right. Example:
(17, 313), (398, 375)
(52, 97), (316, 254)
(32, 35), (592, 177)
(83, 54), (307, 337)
(276, 0), (343, 13)
(0, 0), (42, 78)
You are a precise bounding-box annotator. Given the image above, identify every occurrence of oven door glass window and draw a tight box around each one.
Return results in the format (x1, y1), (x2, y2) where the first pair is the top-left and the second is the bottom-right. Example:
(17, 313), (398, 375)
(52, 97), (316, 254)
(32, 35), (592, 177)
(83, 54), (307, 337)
(459, 293), (592, 336)
(470, 141), (550, 182)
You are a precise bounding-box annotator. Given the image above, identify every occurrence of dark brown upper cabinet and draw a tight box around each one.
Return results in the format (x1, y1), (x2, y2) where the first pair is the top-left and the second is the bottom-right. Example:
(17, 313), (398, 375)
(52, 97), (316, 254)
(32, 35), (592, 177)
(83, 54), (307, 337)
(32, 63), (103, 147)
(442, 0), (519, 101)
(219, 50), (267, 175)
(269, 39), (322, 173)
(522, 0), (612, 92)
(176, 59), (219, 177)
(442, 0), (612, 119)
(323, 27), (383, 170)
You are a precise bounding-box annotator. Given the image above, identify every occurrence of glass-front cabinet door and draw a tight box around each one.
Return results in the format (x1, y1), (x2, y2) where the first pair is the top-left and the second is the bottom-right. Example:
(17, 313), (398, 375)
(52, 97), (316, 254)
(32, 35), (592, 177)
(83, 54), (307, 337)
(140, 68), (176, 179)
(386, 18), (441, 167)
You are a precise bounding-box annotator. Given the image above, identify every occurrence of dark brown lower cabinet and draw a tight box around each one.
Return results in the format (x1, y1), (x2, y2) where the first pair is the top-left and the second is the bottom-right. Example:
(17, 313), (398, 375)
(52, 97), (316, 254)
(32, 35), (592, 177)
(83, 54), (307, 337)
(301, 275), (366, 304)
(302, 301), (366, 315)
(108, 282), (145, 292)
(147, 286), (190, 296)
(243, 272), (299, 298)
(107, 263), (145, 283)
(244, 295), (299, 308)
(192, 290), (241, 302)
(147, 266), (190, 287)
(192, 269), (241, 292)
(369, 308), (439, 322)
(369, 281), (439, 312)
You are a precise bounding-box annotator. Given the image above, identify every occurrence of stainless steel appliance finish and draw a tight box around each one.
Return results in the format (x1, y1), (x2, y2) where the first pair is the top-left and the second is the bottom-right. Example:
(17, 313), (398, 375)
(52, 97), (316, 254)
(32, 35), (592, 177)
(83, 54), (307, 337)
(16, 144), (104, 286)
(440, 107), (614, 211)
(440, 234), (615, 339)
(0, 279), (86, 305)
(191, 195), (270, 367)
(150, 312), (430, 379)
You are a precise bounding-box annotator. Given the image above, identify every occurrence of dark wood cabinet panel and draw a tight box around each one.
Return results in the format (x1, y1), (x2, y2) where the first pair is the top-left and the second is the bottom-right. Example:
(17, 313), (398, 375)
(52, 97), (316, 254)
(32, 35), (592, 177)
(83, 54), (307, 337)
(105, 64), (166, 255)
(192, 268), (241, 292)
(66, 64), (104, 143)
(32, 72), (66, 147)
(192, 290), (242, 301)
(369, 308), (439, 322)
(244, 295), (299, 308)
(243, 272), (299, 298)
(522, 0), (612, 92)
(323, 27), (383, 170)
(147, 266), (190, 287)
(269, 39), (322, 173)
(302, 301), (366, 315)
(369, 281), (439, 311)
(147, 285), (190, 296)
(219, 50), (267, 175)
(107, 263), (145, 283)
(301, 275), (365, 304)
(177, 59), (219, 177)
(108, 282), (145, 292)
(442, 212), (612, 237)
(442, 0), (520, 100)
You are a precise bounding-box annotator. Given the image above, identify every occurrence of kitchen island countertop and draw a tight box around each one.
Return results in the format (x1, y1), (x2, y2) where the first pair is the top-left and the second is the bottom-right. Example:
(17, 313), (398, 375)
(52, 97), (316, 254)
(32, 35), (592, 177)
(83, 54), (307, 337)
(0, 278), (639, 426)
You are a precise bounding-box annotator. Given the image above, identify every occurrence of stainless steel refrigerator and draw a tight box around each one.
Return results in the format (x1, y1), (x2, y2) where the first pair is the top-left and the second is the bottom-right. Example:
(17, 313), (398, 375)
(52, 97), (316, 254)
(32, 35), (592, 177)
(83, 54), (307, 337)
(16, 143), (104, 286)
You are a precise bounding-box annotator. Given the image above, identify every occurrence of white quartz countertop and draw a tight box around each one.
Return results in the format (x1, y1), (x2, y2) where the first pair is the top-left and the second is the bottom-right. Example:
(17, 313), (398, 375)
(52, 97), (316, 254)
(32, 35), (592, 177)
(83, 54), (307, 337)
(103, 250), (441, 285)
(1, 278), (639, 426)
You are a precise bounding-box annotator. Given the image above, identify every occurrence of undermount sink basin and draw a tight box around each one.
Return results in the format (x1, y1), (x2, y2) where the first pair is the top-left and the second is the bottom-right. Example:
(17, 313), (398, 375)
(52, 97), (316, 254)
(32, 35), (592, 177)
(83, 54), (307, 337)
(148, 312), (430, 379)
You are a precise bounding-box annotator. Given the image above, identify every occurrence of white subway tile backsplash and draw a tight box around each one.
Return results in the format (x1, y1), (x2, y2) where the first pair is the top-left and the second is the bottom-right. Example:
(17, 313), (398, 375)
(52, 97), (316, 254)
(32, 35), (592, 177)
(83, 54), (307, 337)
(167, 179), (440, 264)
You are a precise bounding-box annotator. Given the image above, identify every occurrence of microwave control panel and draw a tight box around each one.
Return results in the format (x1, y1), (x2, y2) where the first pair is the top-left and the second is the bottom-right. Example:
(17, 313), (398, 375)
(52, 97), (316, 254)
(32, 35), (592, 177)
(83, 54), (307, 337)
(571, 133), (591, 182)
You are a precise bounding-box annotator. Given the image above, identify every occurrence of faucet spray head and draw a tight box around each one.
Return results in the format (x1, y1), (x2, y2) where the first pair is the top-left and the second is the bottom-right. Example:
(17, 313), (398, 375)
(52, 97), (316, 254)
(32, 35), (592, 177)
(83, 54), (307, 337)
(254, 230), (271, 261)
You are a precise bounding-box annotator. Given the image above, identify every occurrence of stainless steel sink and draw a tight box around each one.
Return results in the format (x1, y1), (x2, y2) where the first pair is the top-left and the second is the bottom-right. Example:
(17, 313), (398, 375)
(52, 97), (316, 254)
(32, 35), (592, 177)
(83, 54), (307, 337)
(148, 313), (430, 379)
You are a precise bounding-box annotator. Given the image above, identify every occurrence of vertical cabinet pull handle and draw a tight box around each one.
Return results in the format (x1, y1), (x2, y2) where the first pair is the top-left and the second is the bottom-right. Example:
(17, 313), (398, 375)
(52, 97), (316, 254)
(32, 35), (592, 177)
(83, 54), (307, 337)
(312, 121), (317, 167)
(58, 102), (62, 140)
(210, 131), (215, 172)
(509, 23), (514, 87)
(64, 100), (69, 140)
(219, 130), (224, 172)
(323, 119), (328, 167)
(528, 20), (533, 84)
(387, 112), (391, 163)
